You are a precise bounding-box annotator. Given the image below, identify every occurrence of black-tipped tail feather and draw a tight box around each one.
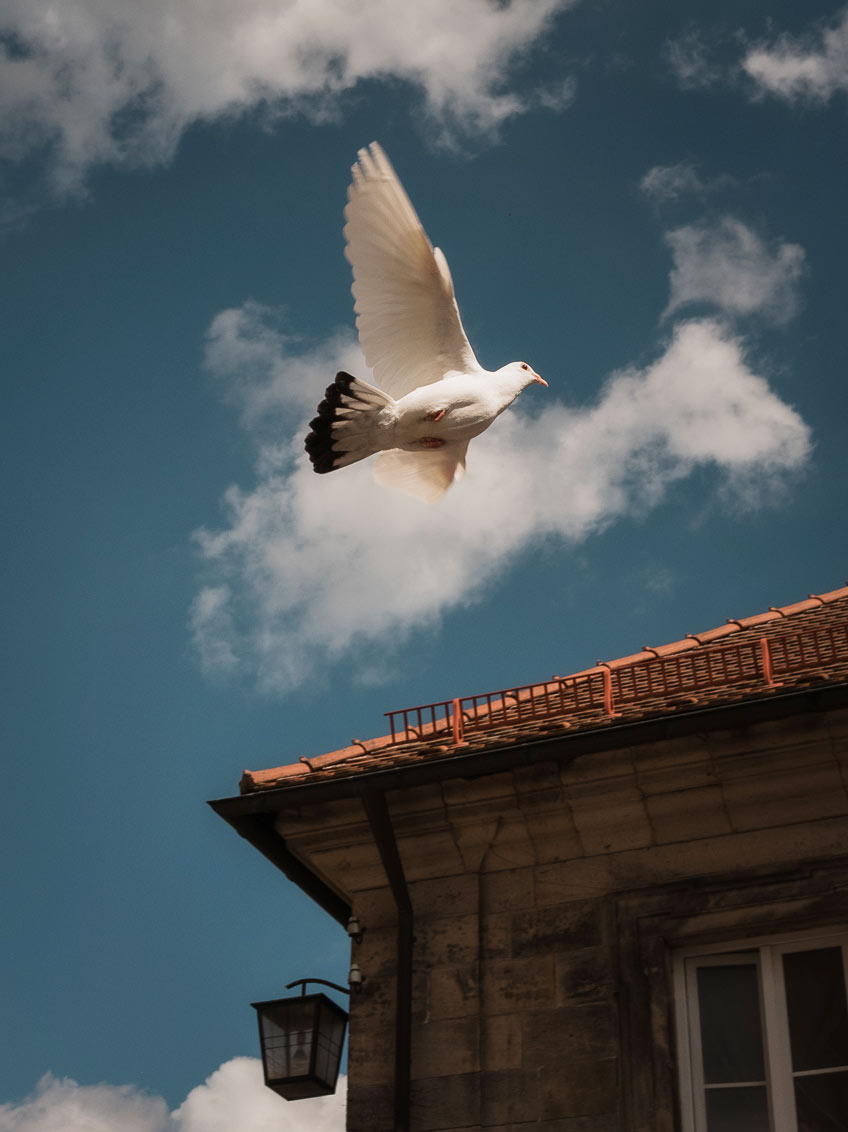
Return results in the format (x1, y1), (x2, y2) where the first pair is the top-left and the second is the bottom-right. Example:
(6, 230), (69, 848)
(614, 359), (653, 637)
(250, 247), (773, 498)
(304, 371), (392, 473)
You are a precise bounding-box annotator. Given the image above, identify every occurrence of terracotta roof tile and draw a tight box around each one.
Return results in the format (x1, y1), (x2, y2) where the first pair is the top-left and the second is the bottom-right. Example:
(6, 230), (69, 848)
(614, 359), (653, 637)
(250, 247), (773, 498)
(728, 611), (783, 629)
(641, 638), (700, 658)
(240, 586), (848, 793)
(686, 623), (740, 644)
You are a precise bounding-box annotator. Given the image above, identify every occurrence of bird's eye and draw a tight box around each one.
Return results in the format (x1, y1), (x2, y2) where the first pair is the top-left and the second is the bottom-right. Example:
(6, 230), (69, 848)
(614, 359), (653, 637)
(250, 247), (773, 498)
(520, 363), (529, 371)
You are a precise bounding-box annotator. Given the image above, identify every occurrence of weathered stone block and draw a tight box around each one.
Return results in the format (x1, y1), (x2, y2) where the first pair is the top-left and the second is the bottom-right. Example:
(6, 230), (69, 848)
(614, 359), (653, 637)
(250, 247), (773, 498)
(554, 947), (611, 1004)
(480, 1068), (540, 1125)
(645, 784), (733, 843)
(538, 1057), (618, 1119)
(412, 873), (480, 918)
(482, 1013), (522, 1071)
(722, 760), (848, 830)
(410, 1072), (480, 1131)
(534, 859), (612, 908)
(507, 1114), (618, 1132)
(608, 817), (848, 890)
(303, 841), (387, 894)
(396, 827), (467, 882)
(568, 786), (653, 855)
(481, 912), (513, 961)
(451, 816), (505, 872)
(630, 733), (711, 774)
(346, 1082), (395, 1132)
(416, 914), (480, 966)
(412, 1016), (480, 1078)
(483, 955), (556, 1014)
(350, 885), (396, 928)
(635, 757), (718, 796)
(511, 900), (601, 957)
(441, 770), (516, 807)
(517, 806), (583, 863)
(522, 1002), (617, 1065)
(713, 738), (832, 781)
(562, 748), (634, 786)
(483, 867), (536, 914)
(426, 962), (480, 1020)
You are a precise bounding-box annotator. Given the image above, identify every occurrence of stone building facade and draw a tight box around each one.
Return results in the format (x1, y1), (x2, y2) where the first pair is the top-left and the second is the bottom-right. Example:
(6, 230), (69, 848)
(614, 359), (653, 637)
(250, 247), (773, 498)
(212, 586), (848, 1132)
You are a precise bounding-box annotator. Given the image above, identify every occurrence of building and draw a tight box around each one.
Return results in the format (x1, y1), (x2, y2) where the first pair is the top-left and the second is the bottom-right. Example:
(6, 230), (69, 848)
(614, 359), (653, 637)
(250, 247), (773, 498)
(211, 585), (848, 1132)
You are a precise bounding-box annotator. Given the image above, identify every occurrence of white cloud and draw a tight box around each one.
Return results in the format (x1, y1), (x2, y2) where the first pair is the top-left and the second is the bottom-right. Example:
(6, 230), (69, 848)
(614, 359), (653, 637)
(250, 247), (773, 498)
(640, 163), (707, 203)
(204, 303), (362, 430)
(191, 307), (810, 694)
(0, 1074), (169, 1132)
(743, 7), (848, 101)
(174, 1058), (345, 1132)
(639, 163), (740, 205)
(663, 217), (806, 323)
(0, 1061), (346, 1132)
(665, 30), (724, 90)
(0, 0), (575, 196)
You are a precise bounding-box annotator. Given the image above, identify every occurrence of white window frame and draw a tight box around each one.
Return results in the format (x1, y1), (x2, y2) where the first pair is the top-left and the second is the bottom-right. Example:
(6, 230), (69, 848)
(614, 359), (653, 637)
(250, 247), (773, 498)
(673, 927), (848, 1132)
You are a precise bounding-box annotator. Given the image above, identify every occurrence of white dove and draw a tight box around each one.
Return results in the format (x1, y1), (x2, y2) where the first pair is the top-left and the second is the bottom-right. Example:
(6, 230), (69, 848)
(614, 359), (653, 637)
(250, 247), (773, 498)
(305, 142), (546, 504)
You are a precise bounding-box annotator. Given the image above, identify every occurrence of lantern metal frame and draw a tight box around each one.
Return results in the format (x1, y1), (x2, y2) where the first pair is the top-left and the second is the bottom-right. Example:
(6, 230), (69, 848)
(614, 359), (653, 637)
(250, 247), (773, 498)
(252, 978), (349, 1101)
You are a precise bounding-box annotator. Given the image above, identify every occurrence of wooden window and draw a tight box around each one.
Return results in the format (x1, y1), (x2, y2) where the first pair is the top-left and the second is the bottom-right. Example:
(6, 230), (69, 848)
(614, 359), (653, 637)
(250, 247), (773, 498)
(675, 932), (848, 1132)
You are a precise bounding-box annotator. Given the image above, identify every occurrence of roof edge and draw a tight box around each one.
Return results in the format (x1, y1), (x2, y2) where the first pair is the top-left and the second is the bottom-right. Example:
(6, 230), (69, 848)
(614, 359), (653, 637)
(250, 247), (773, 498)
(211, 679), (848, 819)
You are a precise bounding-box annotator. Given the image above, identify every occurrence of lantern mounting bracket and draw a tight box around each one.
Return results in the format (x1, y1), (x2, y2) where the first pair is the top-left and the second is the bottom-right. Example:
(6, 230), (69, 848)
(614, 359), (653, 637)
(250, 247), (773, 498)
(285, 977), (351, 997)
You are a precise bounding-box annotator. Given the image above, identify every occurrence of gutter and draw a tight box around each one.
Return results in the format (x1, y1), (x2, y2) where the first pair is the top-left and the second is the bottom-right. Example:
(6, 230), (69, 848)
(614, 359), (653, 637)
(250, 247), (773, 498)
(362, 790), (413, 1132)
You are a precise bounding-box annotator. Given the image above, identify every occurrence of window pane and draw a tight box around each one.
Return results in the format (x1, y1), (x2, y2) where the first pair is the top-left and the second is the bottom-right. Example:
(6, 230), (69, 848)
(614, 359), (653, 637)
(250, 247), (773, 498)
(794, 1069), (848, 1132)
(697, 964), (766, 1084)
(783, 948), (848, 1072)
(705, 1085), (771, 1132)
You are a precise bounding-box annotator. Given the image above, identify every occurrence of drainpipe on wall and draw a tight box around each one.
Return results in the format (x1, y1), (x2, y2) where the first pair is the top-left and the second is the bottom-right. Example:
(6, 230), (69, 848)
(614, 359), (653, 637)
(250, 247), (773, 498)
(362, 790), (413, 1132)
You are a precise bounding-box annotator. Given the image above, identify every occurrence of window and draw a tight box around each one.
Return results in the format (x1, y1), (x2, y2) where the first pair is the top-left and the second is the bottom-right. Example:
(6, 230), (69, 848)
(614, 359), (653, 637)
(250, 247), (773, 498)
(675, 932), (848, 1132)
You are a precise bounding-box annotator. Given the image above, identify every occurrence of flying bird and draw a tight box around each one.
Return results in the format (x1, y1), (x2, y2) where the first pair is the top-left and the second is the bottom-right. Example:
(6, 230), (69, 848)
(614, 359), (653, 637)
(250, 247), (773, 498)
(305, 142), (546, 504)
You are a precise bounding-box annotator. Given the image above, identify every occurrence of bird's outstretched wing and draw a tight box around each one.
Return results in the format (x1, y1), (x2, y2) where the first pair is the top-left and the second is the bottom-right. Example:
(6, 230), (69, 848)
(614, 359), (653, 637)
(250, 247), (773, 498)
(344, 142), (483, 399)
(373, 442), (469, 505)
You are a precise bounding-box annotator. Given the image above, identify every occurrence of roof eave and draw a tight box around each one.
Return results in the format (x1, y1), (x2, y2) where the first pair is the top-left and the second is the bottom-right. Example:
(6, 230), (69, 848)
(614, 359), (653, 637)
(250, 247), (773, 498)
(209, 678), (848, 822)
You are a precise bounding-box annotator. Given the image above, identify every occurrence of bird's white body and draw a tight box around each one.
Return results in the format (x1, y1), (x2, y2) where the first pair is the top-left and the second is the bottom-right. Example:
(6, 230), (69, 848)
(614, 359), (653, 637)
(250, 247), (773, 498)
(304, 143), (545, 503)
(374, 368), (534, 450)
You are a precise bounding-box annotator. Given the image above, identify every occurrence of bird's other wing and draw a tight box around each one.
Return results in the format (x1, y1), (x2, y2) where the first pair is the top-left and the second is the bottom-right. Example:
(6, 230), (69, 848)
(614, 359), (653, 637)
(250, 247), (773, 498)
(373, 442), (469, 504)
(344, 142), (483, 400)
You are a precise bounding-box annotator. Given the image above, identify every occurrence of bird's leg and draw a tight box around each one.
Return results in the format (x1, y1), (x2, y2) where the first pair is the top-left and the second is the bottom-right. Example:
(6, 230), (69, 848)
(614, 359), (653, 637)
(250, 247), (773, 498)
(419, 437), (445, 448)
(426, 408), (446, 422)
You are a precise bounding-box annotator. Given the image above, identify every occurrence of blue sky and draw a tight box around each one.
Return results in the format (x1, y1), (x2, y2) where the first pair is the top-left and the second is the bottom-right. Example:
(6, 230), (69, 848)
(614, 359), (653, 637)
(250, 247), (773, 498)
(2, 0), (848, 1126)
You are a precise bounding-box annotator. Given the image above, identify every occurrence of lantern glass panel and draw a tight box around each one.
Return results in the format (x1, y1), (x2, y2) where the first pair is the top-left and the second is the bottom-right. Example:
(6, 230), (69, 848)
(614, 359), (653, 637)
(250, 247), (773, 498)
(252, 993), (348, 1100)
(259, 998), (316, 1081)
(314, 999), (347, 1085)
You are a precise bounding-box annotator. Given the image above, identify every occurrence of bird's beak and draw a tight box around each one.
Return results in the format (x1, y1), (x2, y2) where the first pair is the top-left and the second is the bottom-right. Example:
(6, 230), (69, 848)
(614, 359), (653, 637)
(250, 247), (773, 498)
(533, 372), (548, 387)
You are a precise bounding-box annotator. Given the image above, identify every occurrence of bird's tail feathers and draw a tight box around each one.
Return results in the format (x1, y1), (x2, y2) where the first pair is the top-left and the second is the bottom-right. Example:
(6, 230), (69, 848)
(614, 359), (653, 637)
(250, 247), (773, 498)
(304, 371), (394, 473)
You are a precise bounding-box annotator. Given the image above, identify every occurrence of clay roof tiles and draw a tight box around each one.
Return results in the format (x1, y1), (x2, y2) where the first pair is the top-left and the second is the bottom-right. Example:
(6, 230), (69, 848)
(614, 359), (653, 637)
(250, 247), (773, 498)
(241, 585), (848, 794)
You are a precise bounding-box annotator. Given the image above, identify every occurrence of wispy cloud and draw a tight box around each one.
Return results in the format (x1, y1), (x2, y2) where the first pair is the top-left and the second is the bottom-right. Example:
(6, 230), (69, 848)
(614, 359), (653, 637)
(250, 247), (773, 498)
(0, 1060), (346, 1132)
(639, 163), (741, 205)
(640, 163), (709, 204)
(665, 30), (725, 90)
(743, 6), (848, 102)
(663, 217), (806, 324)
(0, 0), (576, 198)
(191, 306), (811, 694)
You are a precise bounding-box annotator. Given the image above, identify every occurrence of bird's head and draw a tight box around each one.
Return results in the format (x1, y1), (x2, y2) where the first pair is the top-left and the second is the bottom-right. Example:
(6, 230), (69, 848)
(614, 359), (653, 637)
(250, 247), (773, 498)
(499, 361), (548, 391)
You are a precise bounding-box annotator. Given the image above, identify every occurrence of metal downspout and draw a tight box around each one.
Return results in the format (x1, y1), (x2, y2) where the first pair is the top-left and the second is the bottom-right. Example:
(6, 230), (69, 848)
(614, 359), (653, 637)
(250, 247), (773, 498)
(362, 790), (412, 1132)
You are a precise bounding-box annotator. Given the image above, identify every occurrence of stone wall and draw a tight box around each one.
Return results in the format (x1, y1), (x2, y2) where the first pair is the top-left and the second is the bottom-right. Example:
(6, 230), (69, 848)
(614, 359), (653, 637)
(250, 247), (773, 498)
(280, 705), (848, 1132)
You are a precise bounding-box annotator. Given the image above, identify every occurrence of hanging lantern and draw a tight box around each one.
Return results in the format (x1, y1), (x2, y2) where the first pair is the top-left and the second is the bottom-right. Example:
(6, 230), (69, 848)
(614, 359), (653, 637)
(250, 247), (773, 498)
(252, 987), (349, 1100)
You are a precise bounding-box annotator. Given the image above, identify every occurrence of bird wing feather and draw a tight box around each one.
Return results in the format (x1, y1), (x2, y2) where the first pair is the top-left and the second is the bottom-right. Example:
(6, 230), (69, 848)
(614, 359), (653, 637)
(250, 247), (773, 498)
(344, 142), (482, 399)
(373, 442), (469, 505)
